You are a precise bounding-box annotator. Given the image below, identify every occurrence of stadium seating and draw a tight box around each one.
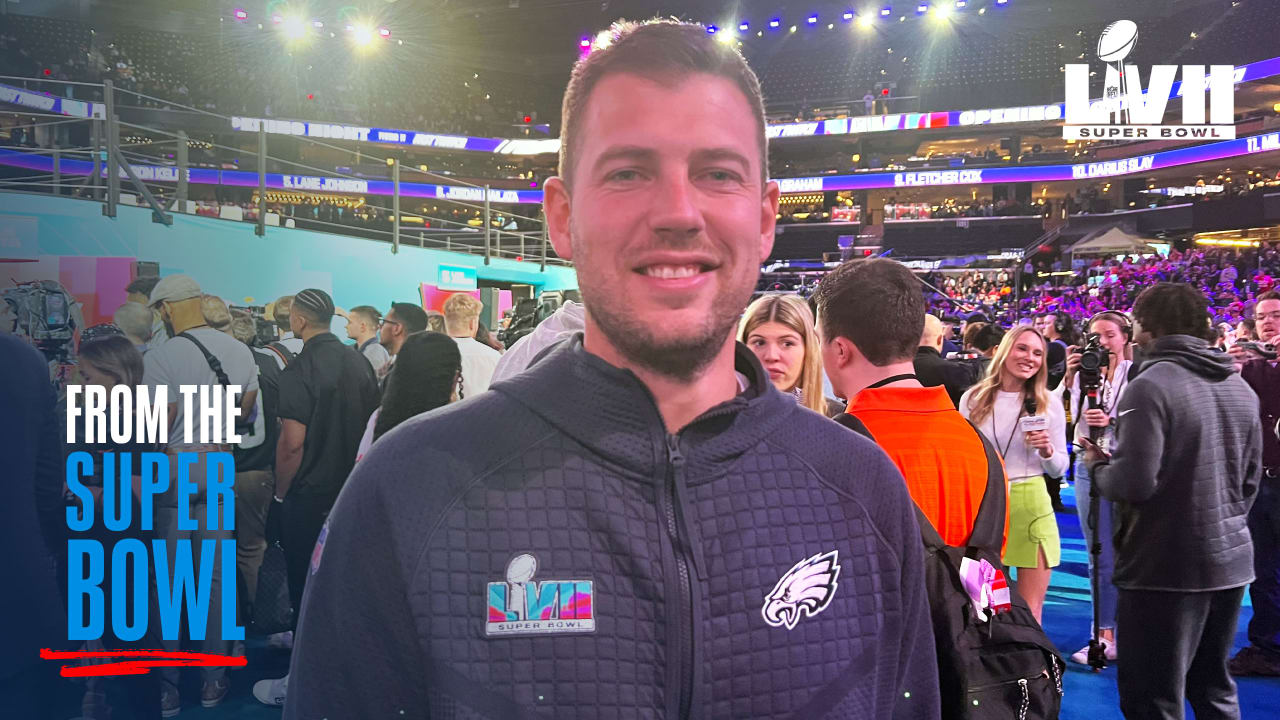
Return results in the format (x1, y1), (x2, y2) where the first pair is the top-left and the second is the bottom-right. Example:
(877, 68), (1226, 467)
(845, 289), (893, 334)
(881, 217), (1046, 257)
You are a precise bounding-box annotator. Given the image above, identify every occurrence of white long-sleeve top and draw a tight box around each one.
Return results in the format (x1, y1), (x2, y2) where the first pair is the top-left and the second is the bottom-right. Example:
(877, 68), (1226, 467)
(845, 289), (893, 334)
(1067, 359), (1133, 449)
(960, 388), (1070, 480)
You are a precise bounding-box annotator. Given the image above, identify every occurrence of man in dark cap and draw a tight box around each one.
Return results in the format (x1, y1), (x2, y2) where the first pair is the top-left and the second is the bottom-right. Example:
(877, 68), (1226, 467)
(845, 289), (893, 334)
(255, 288), (380, 707)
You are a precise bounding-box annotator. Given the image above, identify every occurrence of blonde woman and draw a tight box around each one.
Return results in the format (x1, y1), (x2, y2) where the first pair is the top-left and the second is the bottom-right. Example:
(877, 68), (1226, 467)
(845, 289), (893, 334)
(739, 294), (837, 415)
(959, 325), (1068, 623)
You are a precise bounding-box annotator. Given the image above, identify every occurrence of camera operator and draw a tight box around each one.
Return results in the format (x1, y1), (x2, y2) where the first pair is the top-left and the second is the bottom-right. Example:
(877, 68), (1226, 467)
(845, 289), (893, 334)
(1035, 311), (1075, 390)
(915, 313), (978, 407)
(1229, 289), (1280, 676)
(1082, 283), (1261, 719)
(1061, 312), (1132, 666)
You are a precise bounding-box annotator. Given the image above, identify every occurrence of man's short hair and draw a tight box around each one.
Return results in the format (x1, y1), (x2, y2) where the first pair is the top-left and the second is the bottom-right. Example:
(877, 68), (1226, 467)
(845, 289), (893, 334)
(1257, 290), (1280, 304)
(812, 258), (925, 366)
(973, 324), (1006, 353)
(963, 322), (988, 349)
(126, 276), (160, 298)
(443, 293), (484, 333)
(389, 302), (429, 334)
(348, 305), (381, 326)
(112, 301), (153, 342)
(201, 294), (232, 332)
(558, 19), (767, 188)
(426, 311), (446, 334)
(229, 309), (256, 345)
(272, 295), (294, 331)
(1133, 283), (1213, 340)
(921, 314), (944, 348)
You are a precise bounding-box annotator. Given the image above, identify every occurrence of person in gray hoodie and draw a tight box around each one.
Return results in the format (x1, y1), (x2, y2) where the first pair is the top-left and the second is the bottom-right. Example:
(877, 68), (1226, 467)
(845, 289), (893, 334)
(1082, 282), (1261, 720)
(490, 300), (586, 383)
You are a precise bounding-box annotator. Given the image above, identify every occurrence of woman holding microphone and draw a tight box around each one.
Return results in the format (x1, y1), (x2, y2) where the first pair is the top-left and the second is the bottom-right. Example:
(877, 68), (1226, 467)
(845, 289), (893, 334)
(961, 325), (1069, 623)
(1063, 312), (1133, 664)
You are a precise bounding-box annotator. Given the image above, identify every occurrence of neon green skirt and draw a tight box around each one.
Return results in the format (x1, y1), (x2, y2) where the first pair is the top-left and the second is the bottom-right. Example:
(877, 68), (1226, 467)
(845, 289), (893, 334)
(1002, 477), (1061, 569)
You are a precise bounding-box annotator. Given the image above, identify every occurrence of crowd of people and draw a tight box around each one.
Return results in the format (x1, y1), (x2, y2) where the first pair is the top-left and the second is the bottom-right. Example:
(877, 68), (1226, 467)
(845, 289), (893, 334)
(0, 17), (549, 139)
(6, 273), (514, 716)
(922, 246), (1280, 333)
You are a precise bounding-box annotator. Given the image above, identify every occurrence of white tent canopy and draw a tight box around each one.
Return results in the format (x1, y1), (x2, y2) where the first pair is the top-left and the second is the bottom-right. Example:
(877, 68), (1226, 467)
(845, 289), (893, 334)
(1067, 225), (1154, 256)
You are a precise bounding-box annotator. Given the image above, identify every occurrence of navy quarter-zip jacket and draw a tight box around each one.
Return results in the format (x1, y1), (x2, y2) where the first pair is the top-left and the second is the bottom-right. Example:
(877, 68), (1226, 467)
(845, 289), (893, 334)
(287, 336), (940, 719)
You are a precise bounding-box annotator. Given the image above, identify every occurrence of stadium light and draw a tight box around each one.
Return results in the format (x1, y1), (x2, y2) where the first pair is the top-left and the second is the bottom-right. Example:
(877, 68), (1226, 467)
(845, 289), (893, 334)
(857, 14), (875, 28)
(706, 25), (718, 34)
(955, 0), (966, 7)
(916, 3), (928, 14)
(281, 15), (308, 41)
(769, 18), (781, 28)
(739, 21), (750, 31)
(716, 29), (736, 44)
(351, 23), (376, 48)
(881, 6), (892, 16)
(807, 14), (818, 25)
(843, 11), (854, 21)
(378, 27), (390, 39)
(933, 3), (952, 19)
(995, 0), (1008, 4)
(270, 14), (282, 24)
(579, 37), (591, 48)
(233, 8), (248, 21)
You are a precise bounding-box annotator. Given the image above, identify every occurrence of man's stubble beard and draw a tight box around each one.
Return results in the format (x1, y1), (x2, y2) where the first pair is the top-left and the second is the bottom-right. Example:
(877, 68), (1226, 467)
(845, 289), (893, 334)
(571, 228), (755, 383)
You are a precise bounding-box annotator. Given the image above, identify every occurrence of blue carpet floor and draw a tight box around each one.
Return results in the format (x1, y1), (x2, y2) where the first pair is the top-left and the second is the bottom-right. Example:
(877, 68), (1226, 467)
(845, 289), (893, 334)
(66, 485), (1280, 719)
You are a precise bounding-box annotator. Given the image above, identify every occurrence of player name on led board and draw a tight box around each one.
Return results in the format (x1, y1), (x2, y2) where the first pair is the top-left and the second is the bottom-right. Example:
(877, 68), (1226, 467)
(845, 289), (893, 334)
(437, 264), (478, 291)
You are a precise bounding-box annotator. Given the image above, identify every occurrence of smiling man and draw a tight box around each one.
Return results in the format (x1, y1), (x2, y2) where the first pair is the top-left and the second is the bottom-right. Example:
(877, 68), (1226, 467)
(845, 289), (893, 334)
(286, 20), (938, 719)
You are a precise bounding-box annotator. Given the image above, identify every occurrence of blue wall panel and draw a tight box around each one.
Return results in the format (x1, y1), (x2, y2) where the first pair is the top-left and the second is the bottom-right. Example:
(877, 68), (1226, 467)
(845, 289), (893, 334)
(0, 193), (577, 316)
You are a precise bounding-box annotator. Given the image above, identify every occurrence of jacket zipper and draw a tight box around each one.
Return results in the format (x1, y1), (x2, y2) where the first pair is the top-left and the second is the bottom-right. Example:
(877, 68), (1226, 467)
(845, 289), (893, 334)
(665, 433), (695, 719)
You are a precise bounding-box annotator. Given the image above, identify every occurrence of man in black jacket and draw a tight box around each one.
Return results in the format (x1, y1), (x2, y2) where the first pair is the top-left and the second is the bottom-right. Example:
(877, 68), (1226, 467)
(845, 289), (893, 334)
(913, 313), (976, 408)
(286, 20), (939, 719)
(1083, 283), (1261, 720)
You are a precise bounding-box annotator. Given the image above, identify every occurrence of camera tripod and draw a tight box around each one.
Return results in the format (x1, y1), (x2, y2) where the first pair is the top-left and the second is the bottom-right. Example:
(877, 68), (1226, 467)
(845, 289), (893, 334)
(1082, 386), (1110, 672)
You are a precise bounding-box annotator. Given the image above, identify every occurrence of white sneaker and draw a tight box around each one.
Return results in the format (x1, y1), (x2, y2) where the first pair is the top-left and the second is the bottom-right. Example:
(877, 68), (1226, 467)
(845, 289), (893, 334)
(253, 674), (288, 707)
(266, 630), (294, 649)
(1069, 640), (1118, 664)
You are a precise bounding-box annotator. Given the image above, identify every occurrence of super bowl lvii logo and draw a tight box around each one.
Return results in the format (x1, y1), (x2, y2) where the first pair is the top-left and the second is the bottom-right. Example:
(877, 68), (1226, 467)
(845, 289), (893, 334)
(485, 554), (595, 637)
(1063, 20), (1236, 140)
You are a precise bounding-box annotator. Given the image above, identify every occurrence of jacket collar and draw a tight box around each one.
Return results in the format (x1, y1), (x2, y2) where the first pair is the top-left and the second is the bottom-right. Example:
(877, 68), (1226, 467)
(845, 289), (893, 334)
(494, 334), (794, 483)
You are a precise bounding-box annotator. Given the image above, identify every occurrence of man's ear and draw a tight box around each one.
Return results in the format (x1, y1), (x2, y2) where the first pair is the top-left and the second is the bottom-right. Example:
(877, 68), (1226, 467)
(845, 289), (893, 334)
(759, 179), (780, 262)
(543, 176), (573, 261)
(832, 336), (862, 371)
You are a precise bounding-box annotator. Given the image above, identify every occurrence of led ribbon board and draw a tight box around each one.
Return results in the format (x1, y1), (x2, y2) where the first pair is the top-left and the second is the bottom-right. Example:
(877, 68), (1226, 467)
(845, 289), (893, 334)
(3, 131), (1277, 200)
(0, 82), (103, 119)
(215, 54), (1280, 151)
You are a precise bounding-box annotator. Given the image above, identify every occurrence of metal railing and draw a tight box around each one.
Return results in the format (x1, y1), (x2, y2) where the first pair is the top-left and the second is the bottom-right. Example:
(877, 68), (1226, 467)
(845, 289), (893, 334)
(0, 76), (565, 269)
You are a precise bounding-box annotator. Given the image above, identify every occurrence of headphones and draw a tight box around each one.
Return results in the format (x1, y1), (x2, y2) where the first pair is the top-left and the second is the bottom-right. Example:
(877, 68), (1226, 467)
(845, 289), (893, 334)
(1053, 311), (1069, 335)
(1086, 311), (1133, 340)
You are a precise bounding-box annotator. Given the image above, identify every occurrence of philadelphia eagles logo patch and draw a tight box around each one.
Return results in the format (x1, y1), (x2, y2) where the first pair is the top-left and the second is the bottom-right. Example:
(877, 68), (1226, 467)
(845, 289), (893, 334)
(761, 550), (841, 630)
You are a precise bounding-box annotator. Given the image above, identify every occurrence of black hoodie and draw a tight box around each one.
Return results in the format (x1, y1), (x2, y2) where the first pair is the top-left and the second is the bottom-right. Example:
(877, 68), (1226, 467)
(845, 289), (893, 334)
(287, 336), (940, 719)
(1091, 334), (1262, 592)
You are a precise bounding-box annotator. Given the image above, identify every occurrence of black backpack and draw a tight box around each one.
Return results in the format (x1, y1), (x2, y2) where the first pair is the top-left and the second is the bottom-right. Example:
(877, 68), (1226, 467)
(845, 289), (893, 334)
(234, 348), (282, 472)
(262, 340), (297, 368)
(835, 413), (1065, 719)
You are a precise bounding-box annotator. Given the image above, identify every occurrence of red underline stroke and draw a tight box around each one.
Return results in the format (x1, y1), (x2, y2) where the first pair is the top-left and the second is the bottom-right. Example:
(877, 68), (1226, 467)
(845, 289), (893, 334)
(40, 649), (248, 677)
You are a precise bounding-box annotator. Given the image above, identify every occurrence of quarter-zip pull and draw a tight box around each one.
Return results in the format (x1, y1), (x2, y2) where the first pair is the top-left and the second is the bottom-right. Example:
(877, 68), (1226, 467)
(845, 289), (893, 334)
(667, 435), (708, 581)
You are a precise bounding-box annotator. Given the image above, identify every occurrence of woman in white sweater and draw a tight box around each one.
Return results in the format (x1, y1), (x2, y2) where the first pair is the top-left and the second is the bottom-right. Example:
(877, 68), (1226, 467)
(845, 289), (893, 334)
(960, 325), (1068, 623)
